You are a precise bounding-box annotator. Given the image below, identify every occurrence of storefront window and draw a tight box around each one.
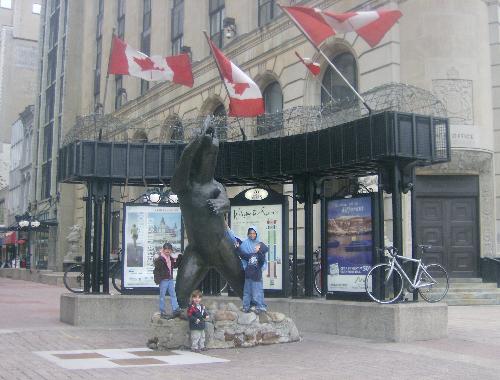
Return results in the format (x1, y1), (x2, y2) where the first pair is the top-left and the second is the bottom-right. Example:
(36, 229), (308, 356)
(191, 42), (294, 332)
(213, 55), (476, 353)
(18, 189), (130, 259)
(34, 230), (49, 269)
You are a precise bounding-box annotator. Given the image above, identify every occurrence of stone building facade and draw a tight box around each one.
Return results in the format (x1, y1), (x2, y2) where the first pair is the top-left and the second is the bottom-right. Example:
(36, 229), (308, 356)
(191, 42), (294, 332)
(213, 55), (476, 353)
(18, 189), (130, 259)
(0, 0), (40, 145)
(31, 0), (499, 278)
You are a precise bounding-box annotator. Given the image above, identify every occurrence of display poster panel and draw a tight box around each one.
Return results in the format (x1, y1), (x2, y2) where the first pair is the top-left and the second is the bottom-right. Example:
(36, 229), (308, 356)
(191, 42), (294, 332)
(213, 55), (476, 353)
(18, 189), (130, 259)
(123, 205), (182, 288)
(326, 196), (373, 293)
(230, 204), (283, 291)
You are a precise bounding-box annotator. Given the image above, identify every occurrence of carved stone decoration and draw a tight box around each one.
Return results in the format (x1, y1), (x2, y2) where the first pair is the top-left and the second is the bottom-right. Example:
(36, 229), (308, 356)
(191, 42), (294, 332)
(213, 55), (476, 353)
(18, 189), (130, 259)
(417, 150), (494, 256)
(63, 225), (82, 262)
(171, 132), (245, 307)
(432, 79), (473, 125)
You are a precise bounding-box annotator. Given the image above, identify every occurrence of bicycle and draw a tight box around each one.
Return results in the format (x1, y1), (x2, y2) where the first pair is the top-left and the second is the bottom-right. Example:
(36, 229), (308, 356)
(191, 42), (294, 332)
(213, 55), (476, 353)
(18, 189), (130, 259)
(365, 245), (449, 304)
(63, 249), (122, 293)
(288, 248), (322, 296)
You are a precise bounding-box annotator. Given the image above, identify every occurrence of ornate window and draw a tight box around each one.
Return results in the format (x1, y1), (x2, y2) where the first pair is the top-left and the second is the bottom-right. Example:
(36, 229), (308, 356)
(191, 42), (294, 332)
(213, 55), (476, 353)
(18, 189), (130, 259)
(115, 0), (126, 109)
(258, 0), (280, 27)
(321, 52), (358, 105)
(94, 0), (104, 106)
(115, 76), (125, 110)
(140, 0), (151, 94)
(209, 0), (225, 48)
(171, 0), (184, 55)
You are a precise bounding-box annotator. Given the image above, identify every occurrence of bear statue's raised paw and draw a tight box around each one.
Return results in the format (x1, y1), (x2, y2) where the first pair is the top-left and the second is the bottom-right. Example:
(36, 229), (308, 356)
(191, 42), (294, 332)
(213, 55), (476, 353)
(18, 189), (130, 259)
(206, 199), (226, 215)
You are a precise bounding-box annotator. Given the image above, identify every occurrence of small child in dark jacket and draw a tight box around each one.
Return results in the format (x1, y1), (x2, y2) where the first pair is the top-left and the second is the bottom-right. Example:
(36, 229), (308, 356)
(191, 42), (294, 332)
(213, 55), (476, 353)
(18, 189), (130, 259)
(187, 290), (209, 352)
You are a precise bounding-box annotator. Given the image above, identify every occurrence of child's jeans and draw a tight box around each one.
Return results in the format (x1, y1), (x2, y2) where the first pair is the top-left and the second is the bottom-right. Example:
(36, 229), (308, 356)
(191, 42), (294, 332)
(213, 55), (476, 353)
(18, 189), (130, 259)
(191, 330), (205, 349)
(159, 279), (179, 313)
(242, 279), (266, 311)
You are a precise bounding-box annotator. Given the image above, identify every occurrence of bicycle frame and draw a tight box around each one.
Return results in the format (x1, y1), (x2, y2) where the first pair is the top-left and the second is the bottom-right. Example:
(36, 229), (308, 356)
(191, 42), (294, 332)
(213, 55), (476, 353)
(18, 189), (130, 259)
(386, 254), (437, 289)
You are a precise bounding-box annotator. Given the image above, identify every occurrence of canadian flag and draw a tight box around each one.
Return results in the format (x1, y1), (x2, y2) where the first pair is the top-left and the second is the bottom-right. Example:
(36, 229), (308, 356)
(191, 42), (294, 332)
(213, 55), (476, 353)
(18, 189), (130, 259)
(295, 51), (320, 76)
(207, 39), (264, 117)
(108, 36), (194, 87)
(281, 6), (402, 48)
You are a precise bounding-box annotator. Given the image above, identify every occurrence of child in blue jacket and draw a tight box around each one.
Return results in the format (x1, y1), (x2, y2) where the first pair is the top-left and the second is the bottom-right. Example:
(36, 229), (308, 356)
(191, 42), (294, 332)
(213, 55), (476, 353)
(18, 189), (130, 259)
(238, 226), (268, 313)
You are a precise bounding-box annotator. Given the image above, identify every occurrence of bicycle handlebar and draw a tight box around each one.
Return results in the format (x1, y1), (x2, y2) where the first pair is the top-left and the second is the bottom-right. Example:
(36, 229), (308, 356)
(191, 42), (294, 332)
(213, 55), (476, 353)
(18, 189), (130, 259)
(376, 244), (433, 258)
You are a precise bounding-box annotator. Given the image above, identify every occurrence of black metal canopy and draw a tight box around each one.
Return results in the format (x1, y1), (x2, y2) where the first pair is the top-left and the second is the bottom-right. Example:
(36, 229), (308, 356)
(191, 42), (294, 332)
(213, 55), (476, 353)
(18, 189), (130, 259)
(58, 111), (449, 186)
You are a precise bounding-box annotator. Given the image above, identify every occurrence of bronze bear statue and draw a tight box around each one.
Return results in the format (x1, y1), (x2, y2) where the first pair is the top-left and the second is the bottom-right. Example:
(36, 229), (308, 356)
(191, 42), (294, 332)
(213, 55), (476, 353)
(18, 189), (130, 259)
(171, 131), (244, 307)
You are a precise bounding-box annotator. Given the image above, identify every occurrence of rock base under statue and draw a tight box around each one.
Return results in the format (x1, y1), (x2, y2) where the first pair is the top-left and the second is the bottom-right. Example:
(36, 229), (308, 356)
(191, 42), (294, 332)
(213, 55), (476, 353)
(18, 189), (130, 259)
(147, 302), (300, 350)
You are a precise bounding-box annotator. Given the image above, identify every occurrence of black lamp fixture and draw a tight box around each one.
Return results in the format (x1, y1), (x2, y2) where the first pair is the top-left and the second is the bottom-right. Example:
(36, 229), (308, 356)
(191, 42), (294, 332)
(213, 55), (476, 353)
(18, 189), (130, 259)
(142, 188), (178, 205)
(180, 45), (192, 60)
(16, 212), (41, 270)
(16, 212), (40, 229)
(117, 88), (128, 102)
(223, 17), (236, 39)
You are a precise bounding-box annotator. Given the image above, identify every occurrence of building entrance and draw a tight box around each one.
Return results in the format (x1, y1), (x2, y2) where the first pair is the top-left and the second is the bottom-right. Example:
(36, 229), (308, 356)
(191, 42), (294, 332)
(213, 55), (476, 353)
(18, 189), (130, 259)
(416, 176), (479, 277)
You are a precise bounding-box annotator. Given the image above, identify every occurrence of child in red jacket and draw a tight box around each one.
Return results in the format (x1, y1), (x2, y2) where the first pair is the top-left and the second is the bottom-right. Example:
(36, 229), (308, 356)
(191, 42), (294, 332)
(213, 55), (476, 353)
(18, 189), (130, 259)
(187, 290), (209, 352)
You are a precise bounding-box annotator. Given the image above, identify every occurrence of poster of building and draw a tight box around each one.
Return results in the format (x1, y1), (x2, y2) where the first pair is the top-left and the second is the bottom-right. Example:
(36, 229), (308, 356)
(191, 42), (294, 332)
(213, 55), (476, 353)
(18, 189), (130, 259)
(230, 204), (283, 291)
(326, 196), (373, 293)
(123, 205), (182, 289)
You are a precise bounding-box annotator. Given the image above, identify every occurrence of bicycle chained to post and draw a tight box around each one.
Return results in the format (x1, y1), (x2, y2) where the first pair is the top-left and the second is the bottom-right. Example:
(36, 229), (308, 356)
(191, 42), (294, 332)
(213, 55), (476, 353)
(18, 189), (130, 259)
(364, 244), (449, 304)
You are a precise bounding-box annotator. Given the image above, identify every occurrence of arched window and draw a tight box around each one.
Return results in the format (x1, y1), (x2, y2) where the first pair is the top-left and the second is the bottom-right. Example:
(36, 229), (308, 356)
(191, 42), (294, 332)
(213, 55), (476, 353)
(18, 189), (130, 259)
(163, 116), (183, 143)
(132, 130), (148, 142)
(213, 104), (227, 140)
(321, 52), (358, 105)
(258, 81), (283, 134)
(263, 81), (283, 114)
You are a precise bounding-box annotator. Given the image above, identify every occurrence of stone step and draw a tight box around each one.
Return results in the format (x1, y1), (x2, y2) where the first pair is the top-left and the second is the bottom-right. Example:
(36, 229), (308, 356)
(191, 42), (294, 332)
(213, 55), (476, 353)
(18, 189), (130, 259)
(446, 298), (499, 306)
(437, 283), (498, 289)
(444, 292), (500, 299)
(444, 285), (500, 293)
(449, 278), (483, 283)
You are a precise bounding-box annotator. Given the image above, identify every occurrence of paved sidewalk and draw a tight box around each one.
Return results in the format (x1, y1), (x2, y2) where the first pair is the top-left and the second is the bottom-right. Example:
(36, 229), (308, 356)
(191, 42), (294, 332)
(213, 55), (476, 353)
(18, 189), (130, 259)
(1, 277), (500, 379)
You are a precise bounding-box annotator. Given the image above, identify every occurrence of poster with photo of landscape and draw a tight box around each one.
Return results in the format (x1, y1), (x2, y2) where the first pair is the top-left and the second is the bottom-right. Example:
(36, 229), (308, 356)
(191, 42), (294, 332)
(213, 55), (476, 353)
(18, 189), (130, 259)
(326, 196), (374, 293)
(123, 205), (182, 289)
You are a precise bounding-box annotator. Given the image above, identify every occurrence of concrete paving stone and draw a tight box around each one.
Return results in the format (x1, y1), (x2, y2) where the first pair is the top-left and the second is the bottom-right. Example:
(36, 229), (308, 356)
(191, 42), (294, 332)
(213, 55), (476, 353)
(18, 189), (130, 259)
(1, 277), (500, 379)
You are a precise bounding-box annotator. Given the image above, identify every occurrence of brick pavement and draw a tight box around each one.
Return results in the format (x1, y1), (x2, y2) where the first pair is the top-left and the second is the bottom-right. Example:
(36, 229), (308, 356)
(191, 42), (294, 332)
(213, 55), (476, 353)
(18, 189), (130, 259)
(1, 277), (500, 379)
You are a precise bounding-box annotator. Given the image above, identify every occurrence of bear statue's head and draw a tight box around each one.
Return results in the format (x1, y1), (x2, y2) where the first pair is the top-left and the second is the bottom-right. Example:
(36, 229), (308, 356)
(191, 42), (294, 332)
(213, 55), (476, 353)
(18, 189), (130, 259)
(189, 132), (219, 184)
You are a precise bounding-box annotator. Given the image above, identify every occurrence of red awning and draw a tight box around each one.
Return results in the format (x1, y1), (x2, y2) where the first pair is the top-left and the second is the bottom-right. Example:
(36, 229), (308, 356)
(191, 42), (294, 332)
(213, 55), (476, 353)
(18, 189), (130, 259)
(4, 231), (16, 245)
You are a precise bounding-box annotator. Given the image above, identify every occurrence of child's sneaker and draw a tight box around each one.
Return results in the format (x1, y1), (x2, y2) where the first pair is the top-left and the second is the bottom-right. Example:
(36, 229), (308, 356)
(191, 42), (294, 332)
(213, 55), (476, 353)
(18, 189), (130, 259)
(191, 348), (200, 353)
(200, 347), (208, 351)
(160, 312), (169, 319)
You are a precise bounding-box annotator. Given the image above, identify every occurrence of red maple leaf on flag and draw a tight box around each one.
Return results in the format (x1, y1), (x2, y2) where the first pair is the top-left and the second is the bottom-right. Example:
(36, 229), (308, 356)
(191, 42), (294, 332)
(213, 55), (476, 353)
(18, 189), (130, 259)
(133, 56), (165, 72)
(232, 82), (250, 95)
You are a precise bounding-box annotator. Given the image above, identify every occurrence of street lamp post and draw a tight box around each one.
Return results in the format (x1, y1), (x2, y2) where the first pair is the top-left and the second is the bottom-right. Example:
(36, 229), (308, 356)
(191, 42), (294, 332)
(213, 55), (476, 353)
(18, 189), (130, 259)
(18, 216), (40, 270)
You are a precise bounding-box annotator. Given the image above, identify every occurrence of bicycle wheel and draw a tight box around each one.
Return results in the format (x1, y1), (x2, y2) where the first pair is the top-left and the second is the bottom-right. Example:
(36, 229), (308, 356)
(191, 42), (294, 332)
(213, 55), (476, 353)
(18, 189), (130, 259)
(111, 264), (123, 293)
(365, 263), (403, 304)
(417, 263), (449, 302)
(314, 269), (322, 295)
(63, 264), (84, 293)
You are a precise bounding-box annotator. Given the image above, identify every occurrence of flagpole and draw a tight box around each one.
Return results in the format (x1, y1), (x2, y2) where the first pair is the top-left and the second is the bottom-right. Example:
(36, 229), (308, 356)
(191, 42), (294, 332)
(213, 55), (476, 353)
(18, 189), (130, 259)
(202, 30), (247, 141)
(279, 5), (372, 113)
(295, 52), (335, 104)
(102, 28), (116, 116)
